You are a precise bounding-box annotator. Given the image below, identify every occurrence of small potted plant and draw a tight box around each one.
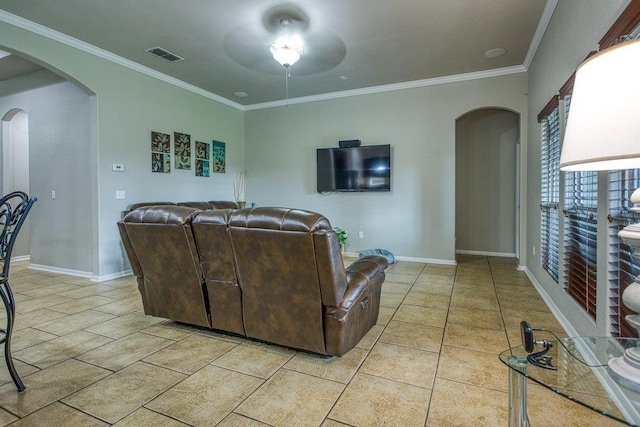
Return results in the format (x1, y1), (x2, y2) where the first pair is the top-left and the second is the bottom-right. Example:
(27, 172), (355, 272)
(334, 227), (348, 257)
(233, 170), (247, 208)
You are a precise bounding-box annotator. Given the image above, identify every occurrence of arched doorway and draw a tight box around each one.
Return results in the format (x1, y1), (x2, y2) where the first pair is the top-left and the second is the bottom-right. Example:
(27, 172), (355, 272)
(455, 108), (520, 258)
(1, 108), (30, 257)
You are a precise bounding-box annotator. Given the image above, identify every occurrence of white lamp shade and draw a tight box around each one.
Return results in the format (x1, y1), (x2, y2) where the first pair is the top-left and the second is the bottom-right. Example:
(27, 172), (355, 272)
(560, 39), (640, 171)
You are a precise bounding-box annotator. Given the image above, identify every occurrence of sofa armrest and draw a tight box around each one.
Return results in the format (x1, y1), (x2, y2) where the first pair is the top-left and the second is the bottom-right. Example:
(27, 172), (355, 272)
(323, 255), (387, 355)
(339, 256), (388, 309)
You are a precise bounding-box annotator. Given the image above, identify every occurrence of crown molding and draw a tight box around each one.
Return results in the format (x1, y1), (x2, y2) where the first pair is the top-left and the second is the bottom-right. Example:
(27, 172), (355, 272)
(244, 65), (526, 111)
(0, 10), (244, 111)
(1, 9), (530, 113)
(523, 0), (559, 70)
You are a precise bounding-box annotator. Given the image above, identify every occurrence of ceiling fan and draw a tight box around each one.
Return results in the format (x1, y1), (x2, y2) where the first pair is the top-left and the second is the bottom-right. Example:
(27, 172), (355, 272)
(222, 3), (347, 77)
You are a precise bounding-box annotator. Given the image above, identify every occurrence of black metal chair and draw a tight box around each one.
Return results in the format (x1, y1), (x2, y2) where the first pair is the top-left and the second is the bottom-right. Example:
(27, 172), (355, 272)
(0, 191), (37, 391)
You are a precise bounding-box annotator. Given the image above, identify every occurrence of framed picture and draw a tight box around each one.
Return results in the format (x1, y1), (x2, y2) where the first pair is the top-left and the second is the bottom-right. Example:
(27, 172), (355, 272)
(174, 132), (191, 170)
(212, 140), (226, 173)
(195, 141), (210, 177)
(151, 131), (171, 173)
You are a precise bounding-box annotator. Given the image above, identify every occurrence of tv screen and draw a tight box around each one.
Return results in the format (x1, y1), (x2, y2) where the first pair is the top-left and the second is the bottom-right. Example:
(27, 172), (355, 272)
(317, 144), (391, 192)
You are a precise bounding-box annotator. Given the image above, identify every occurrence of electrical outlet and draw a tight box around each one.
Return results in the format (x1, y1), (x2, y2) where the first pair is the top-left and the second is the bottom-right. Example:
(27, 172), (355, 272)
(116, 190), (126, 199)
(51, 190), (56, 199)
(359, 231), (364, 239)
(112, 163), (125, 172)
(533, 245), (536, 256)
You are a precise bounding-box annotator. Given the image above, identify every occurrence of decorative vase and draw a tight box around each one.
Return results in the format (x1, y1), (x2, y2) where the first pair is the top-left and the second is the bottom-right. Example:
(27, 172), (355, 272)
(238, 201), (246, 208)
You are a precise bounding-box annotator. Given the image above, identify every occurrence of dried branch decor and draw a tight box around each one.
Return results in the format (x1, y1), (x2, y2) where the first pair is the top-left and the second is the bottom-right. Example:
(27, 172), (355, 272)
(233, 170), (247, 203)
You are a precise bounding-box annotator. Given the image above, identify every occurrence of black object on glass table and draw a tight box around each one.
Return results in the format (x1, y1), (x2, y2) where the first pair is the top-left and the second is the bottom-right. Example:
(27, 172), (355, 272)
(520, 320), (556, 370)
(0, 191), (37, 391)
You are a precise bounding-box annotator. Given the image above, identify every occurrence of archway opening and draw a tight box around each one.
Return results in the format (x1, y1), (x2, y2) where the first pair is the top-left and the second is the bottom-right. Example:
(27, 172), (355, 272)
(455, 108), (520, 258)
(1, 108), (30, 257)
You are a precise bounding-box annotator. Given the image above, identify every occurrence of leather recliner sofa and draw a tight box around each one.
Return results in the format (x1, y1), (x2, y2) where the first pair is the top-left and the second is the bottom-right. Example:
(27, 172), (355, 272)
(118, 205), (388, 356)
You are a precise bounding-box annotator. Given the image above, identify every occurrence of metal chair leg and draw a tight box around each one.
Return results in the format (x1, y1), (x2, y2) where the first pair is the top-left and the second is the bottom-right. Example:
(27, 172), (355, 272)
(0, 283), (25, 391)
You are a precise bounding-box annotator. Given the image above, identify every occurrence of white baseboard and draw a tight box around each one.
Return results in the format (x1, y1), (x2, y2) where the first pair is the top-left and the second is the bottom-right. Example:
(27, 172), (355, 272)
(455, 249), (517, 258)
(28, 263), (92, 279)
(92, 270), (132, 283)
(11, 255), (30, 263)
(395, 255), (457, 265)
(344, 252), (456, 265)
(27, 263), (133, 283)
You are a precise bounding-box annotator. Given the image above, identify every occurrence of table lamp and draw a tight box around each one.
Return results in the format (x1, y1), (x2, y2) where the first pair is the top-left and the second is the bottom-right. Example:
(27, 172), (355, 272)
(559, 38), (640, 392)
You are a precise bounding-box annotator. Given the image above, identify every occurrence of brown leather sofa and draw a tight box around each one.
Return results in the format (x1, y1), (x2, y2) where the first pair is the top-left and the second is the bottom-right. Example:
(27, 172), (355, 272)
(118, 205), (388, 356)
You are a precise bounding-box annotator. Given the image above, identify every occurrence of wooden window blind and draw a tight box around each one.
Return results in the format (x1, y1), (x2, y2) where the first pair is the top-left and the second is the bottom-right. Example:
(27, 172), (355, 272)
(540, 106), (560, 282)
(563, 170), (598, 318)
(562, 94), (599, 318)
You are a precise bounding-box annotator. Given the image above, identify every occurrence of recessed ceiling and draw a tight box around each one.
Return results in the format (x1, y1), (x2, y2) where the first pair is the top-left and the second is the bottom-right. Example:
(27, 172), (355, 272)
(0, 0), (549, 106)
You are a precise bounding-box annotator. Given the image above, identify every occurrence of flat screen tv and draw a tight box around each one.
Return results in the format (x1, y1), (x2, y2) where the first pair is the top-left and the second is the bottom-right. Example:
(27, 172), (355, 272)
(317, 144), (391, 192)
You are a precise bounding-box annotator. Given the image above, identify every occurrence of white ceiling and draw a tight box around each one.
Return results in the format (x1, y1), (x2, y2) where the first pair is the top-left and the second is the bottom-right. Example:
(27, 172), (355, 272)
(0, 0), (551, 107)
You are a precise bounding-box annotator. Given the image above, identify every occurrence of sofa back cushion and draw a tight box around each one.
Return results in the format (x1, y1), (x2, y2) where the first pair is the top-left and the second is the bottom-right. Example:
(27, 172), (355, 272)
(208, 200), (239, 209)
(121, 206), (210, 327)
(191, 209), (244, 334)
(177, 201), (211, 210)
(227, 207), (335, 354)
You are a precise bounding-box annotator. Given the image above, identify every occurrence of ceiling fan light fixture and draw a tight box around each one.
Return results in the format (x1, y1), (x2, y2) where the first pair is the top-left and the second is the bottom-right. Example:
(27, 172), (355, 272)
(270, 36), (304, 67)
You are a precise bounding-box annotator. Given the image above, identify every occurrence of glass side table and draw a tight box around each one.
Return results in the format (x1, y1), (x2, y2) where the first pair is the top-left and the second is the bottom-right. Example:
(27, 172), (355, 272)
(499, 337), (640, 427)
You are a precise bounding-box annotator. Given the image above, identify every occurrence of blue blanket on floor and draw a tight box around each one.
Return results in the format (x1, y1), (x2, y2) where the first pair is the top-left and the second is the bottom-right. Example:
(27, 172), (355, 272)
(359, 248), (395, 264)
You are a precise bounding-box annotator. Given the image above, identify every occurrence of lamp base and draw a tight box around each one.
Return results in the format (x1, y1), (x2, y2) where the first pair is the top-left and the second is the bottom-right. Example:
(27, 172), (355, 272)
(609, 354), (640, 393)
(610, 209), (640, 392)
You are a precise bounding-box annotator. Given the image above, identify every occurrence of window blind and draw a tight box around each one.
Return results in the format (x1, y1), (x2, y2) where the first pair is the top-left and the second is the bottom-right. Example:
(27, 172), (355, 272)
(608, 169), (640, 337)
(540, 107), (560, 282)
(563, 170), (598, 318)
(561, 93), (598, 318)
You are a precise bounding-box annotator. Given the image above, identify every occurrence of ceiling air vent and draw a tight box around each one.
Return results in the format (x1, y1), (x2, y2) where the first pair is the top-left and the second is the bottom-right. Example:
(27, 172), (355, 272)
(145, 47), (184, 63)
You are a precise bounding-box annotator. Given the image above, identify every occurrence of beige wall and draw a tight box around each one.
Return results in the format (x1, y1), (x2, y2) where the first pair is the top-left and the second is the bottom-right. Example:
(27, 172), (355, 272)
(456, 108), (519, 256)
(245, 73), (527, 262)
(0, 20), (245, 278)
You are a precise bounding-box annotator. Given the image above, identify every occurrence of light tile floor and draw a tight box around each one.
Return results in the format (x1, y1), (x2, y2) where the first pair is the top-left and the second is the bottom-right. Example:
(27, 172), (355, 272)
(0, 255), (625, 426)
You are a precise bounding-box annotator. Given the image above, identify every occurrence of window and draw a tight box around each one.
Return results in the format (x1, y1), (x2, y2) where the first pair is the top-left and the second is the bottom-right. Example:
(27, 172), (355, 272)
(540, 105), (560, 282)
(536, 1), (640, 335)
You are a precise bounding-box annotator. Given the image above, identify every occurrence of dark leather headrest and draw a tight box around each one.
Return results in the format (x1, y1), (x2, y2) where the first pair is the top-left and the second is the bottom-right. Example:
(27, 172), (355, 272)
(208, 201), (239, 209)
(126, 201), (176, 211)
(177, 201), (212, 210)
(192, 209), (234, 226)
(123, 206), (201, 225)
(228, 207), (331, 232)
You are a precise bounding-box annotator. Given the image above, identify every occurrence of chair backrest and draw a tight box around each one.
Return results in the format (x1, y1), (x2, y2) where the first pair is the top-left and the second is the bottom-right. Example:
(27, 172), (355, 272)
(225, 207), (335, 354)
(0, 191), (37, 278)
(119, 205), (210, 327)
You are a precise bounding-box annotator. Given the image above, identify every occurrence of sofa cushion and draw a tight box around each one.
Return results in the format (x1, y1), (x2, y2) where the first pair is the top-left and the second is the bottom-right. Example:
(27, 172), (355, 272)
(120, 206), (210, 328)
(226, 207), (331, 354)
(192, 209), (244, 335)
